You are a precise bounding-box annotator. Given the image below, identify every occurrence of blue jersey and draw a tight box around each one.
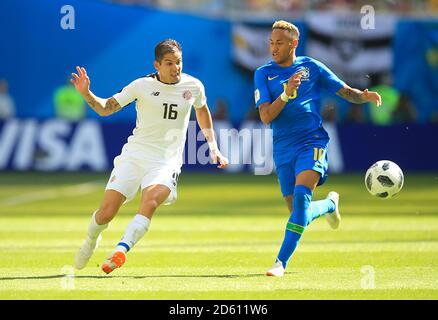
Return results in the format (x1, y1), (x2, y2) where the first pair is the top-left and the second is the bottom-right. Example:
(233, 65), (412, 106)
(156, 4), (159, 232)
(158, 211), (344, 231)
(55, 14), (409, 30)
(254, 56), (345, 165)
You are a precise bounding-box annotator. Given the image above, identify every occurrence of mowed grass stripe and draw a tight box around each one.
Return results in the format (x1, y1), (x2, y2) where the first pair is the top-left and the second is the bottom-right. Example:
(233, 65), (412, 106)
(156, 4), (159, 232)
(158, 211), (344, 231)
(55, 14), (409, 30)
(1, 215), (438, 230)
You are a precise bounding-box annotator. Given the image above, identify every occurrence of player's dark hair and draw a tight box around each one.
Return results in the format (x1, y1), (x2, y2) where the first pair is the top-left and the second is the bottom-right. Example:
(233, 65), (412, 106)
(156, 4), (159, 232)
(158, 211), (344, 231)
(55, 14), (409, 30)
(154, 39), (182, 62)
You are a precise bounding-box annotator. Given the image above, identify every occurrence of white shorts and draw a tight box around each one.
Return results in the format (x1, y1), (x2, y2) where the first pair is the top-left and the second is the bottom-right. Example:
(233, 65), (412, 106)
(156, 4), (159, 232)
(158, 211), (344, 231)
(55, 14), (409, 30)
(105, 156), (180, 205)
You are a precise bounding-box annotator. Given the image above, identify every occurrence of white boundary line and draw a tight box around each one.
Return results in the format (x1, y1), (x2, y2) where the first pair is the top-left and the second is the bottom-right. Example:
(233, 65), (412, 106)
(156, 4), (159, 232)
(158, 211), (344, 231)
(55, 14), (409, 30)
(0, 180), (103, 206)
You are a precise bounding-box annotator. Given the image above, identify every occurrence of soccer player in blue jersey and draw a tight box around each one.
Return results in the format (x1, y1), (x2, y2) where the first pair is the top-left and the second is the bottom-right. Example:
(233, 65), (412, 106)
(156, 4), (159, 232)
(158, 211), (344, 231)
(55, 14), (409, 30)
(254, 20), (382, 277)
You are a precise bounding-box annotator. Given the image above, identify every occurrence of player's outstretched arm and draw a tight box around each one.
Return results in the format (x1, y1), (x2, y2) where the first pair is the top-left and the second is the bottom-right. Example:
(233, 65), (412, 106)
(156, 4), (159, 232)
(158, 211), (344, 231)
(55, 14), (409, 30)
(195, 105), (228, 169)
(336, 84), (382, 107)
(70, 66), (122, 116)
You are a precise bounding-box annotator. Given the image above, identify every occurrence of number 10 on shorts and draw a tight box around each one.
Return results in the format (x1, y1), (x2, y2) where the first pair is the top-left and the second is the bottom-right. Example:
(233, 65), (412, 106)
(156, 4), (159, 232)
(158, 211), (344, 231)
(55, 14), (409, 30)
(313, 147), (325, 162)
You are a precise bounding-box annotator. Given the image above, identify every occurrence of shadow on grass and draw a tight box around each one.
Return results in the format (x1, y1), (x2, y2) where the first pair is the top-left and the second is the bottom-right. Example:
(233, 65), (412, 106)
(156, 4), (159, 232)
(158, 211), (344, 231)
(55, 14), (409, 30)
(0, 272), (294, 281)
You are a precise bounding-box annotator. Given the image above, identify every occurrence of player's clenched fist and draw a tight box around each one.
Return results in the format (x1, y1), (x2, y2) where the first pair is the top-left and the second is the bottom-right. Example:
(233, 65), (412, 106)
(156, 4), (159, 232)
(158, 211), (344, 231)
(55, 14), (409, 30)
(285, 71), (303, 96)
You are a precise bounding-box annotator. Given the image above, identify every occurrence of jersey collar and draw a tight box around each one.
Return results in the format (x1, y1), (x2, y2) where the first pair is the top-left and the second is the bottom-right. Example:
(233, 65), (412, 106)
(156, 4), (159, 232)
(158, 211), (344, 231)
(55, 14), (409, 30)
(155, 72), (181, 85)
(271, 57), (299, 69)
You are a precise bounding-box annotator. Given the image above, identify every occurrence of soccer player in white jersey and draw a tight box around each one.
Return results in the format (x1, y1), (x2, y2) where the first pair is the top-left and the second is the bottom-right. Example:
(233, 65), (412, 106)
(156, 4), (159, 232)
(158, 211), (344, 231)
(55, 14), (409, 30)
(71, 39), (229, 274)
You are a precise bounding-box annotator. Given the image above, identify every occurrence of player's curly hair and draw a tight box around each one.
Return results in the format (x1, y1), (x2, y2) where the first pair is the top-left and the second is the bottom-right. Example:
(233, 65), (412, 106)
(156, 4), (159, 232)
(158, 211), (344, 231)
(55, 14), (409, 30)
(155, 39), (182, 62)
(272, 20), (300, 40)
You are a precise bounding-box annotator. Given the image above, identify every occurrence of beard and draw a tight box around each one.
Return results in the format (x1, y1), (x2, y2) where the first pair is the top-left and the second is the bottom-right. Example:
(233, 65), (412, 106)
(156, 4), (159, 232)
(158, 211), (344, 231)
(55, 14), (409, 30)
(273, 50), (294, 65)
(274, 54), (288, 65)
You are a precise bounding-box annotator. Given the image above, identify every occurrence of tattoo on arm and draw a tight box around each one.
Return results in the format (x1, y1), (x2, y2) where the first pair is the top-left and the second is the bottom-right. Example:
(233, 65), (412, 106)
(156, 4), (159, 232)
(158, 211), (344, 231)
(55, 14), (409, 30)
(83, 95), (99, 113)
(336, 87), (366, 104)
(84, 94), (121, 116)
(104, 97), (122, 115)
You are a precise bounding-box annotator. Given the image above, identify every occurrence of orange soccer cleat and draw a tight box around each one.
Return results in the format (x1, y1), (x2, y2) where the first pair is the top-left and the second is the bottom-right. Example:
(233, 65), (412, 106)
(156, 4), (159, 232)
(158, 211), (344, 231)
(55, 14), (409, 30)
(101, 251), (126, 274)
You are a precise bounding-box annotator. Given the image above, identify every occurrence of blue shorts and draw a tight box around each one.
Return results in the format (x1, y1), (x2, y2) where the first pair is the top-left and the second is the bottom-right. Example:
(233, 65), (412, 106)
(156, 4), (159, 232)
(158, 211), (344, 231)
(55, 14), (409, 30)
(276, 143), (329, 197)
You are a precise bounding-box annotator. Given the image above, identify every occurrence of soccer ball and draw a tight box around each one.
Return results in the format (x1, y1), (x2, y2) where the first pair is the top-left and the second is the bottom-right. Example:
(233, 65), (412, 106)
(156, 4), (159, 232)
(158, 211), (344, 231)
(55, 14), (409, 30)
(365, 160), (404, 199)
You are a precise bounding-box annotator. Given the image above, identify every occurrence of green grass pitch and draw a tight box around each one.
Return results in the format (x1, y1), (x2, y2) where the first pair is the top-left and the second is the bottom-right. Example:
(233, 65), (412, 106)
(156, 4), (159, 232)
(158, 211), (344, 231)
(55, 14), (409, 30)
(0, 171), (437, 299)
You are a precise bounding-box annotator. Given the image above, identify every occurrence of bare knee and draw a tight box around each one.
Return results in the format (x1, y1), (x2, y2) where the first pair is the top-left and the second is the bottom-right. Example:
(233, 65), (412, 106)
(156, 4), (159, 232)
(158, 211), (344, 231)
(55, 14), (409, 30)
(96, 204), (119, 224)
(139, 185), (170, 217)
(296, 170), (320, 191)
(141, 199), (159, 211)
(95, 190), (126, 224)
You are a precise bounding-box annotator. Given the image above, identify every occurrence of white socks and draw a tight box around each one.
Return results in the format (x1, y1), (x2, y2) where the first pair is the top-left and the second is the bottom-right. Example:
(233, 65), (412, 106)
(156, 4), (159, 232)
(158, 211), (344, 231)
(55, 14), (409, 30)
(86, 211), (150, 254)
(115, 214), (150, 253)
(87, 210), (109, 242)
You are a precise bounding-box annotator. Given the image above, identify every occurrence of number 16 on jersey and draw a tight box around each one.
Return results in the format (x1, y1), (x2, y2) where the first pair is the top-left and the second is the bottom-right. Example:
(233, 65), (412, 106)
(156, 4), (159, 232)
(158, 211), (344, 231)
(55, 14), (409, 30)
(163, 103), (178, 120)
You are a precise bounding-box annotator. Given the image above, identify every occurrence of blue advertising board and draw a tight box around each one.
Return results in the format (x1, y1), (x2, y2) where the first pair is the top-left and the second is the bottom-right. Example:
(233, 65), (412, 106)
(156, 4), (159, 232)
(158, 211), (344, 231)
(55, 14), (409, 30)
(0, 119), (436, 173)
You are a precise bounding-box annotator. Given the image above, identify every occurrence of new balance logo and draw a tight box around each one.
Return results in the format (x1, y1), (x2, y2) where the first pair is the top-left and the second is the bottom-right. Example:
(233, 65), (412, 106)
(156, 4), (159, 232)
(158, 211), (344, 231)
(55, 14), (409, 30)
(151, 91), (160, 96)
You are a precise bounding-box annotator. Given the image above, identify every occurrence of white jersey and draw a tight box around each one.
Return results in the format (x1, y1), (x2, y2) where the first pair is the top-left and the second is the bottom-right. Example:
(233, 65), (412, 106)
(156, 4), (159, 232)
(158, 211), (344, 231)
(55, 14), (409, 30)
(113, 72), (206, 169)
